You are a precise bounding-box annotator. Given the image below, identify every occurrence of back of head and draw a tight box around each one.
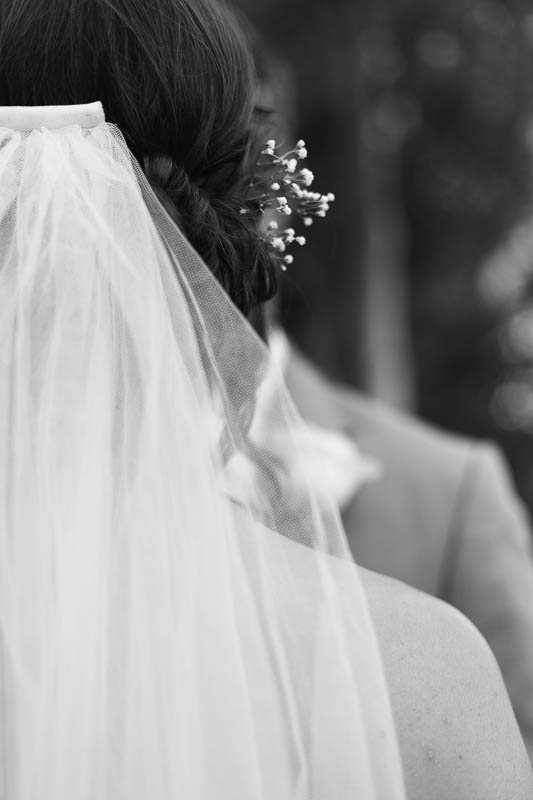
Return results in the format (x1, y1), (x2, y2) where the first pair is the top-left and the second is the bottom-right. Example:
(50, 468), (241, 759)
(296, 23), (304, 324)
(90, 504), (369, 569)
(0, 0), (277, 313)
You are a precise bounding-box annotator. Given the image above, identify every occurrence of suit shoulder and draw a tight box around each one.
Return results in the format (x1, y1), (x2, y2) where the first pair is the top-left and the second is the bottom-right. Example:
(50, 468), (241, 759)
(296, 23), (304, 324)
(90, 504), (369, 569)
(285, 345), (471, 471)
(336, 386), (472, 465)
(361, 568), (533, 800)
(285, 348), (507, 520)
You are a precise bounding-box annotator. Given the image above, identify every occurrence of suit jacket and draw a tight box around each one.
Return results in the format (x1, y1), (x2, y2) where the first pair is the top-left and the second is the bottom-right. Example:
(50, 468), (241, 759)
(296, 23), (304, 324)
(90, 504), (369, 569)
(284, 345), (533, 757)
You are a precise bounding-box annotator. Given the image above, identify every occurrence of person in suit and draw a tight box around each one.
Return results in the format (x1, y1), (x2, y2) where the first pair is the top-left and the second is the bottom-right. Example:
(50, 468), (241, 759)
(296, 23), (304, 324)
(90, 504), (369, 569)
(272, 329), (533, 761)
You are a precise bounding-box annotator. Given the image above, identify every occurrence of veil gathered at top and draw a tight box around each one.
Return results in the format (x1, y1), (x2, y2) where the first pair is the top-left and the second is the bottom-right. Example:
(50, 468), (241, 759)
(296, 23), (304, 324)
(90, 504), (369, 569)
(0, 102), (405, 799)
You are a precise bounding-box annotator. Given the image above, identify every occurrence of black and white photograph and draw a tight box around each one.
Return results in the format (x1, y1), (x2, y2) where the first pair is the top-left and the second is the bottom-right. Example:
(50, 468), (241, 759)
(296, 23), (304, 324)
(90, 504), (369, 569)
(0, 0), (531, 797)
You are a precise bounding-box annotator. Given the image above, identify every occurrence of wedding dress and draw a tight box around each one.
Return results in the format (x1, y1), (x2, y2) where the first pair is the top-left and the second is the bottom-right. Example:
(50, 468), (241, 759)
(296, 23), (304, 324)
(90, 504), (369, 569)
(0, 102), (406, 799)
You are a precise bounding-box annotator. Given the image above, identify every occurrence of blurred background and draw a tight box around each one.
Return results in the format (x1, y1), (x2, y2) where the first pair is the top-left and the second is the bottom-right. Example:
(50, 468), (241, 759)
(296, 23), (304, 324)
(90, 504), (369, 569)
(233, 0), (533, 519)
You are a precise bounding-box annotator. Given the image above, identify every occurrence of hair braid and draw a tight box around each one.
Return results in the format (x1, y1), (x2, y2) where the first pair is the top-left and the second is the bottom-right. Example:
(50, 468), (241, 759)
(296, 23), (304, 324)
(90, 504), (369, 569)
(145, 154), (278, 315)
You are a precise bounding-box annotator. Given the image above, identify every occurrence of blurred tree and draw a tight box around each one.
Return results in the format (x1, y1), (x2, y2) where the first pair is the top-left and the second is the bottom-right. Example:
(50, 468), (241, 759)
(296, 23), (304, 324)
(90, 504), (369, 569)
(391, 0), (533, 510)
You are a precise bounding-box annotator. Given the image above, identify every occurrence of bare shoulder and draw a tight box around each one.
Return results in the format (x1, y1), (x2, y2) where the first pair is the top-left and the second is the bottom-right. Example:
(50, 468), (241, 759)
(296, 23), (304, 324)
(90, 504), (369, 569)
(360, 568), (533, 800)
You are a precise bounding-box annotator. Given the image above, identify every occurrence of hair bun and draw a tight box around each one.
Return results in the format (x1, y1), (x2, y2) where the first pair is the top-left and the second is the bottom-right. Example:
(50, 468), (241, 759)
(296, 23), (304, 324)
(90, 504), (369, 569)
(145, 154), (278, 315)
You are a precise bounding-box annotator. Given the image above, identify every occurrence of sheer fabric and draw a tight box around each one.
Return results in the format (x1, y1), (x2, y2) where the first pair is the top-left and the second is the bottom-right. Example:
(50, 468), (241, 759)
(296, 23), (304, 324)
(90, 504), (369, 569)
(0, 104), (405, 799)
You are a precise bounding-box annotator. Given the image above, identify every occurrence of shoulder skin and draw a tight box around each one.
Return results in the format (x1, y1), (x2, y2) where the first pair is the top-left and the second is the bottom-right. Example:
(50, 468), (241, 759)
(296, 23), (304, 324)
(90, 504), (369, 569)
(360, 567), (533, 800)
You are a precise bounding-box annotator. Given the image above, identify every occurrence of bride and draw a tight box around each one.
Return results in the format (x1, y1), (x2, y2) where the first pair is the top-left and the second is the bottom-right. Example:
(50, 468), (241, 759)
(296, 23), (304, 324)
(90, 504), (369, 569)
(0, 0), (529, 798)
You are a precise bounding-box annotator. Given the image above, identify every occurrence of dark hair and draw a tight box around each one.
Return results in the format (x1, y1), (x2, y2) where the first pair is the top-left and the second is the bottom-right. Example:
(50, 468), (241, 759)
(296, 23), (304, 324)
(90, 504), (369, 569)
(0, 0), (277, 314)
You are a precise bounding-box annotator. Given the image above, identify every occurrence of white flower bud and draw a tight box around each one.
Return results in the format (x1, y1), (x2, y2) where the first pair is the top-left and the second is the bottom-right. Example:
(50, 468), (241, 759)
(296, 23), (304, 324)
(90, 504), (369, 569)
(296, 139), (306, 149)
(268, 221), (279, 231)
(266, 139), (276, 149)
(286, 158), (298, 173)
(301, 169), (314, 187)
(271, 182), (281, 191)
(327, 193), (336, 202)
(284, 254), (294, 265)
(296, 236), (306, 246)
(296, 147), (308, 159)
(303, 217), (313, 227)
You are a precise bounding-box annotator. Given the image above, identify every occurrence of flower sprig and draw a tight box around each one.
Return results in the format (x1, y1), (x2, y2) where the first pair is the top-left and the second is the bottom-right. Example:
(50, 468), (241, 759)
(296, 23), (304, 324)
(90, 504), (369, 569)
(241, 139), (335, 271)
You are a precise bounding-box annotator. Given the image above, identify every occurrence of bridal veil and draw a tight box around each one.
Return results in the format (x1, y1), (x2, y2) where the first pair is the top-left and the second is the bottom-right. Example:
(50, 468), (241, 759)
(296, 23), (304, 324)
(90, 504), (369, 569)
(0, 103), (405, 799)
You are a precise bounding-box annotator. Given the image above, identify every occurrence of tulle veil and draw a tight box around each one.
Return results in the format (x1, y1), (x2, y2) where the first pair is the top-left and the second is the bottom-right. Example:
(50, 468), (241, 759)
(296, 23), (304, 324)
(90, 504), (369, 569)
(0, 102), (405, 799)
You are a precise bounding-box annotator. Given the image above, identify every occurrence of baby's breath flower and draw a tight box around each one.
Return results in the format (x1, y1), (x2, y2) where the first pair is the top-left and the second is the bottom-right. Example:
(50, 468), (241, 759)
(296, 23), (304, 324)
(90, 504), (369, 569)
(271, 237), (286, 252)
(253, 138), (334, 271)
(301, 169), (314, 187)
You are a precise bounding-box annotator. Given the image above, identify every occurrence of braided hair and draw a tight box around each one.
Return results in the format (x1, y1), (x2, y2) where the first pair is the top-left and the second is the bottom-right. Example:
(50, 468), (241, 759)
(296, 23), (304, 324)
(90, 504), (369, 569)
(0, 0), (278, 314)
(144, 154), (277, 315)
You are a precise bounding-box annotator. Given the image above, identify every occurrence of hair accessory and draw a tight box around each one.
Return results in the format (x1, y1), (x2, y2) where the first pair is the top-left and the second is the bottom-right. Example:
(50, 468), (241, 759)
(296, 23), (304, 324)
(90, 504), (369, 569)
(242, 139), (335, 271)
(0, 102), (105, 131)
